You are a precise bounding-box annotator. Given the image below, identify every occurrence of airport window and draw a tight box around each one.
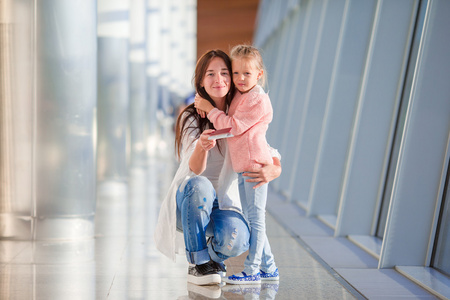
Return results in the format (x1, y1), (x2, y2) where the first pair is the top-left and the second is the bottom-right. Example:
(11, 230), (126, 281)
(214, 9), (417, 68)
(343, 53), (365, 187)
(432, 158), (450, 276)
(376, 0), (428, 238)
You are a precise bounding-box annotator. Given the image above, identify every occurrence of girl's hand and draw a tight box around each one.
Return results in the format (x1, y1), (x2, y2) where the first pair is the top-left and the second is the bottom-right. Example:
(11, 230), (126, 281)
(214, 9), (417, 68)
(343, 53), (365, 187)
(242, 159), (282, 189)
(194, 95), (214, 115)
(199, 129), (216, 151)
(197, 108), (206, 118)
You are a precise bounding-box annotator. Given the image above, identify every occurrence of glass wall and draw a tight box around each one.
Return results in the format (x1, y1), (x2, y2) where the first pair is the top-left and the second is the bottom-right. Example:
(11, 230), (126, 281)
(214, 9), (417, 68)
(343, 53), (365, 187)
(376, 0), (428, 239)
(433, 158), (450, 276)
(255, 0), (450, 296)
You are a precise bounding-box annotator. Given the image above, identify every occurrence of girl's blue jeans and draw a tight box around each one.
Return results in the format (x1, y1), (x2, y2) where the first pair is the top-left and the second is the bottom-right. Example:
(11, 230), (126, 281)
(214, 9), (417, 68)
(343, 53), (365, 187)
(238, 172), (277, 275)
(176, 176), (250, 265)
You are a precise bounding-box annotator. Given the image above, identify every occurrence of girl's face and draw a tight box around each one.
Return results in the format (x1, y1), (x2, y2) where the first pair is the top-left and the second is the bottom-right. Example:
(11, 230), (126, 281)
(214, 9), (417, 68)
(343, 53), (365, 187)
(232, 58), (263, 93)
(201, 57), (231, 103)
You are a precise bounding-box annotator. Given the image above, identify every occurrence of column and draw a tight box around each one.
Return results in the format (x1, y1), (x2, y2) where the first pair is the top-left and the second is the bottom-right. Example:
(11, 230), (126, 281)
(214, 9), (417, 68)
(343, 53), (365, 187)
(129, 0), (147, 168)
(97, 0), (130, 193)
(34, 0), (97, 239)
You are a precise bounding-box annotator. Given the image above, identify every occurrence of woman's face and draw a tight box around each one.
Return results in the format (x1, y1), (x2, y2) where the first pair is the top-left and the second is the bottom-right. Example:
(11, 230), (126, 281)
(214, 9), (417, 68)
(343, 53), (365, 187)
(201, 57), (231, 103)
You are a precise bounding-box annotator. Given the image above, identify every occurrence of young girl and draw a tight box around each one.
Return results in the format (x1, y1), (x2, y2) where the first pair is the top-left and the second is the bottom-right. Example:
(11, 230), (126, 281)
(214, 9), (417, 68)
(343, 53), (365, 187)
(194, 45), (279, 284)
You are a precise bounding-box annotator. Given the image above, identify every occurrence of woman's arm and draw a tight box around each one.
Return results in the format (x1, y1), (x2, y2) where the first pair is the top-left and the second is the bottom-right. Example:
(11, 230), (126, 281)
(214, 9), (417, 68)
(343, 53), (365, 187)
(188, 129), (215, 175)
(242, 157), (282, 189)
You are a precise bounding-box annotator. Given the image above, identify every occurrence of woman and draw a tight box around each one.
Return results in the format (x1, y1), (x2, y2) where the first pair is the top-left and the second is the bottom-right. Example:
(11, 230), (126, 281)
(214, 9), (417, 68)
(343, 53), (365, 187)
(154, 49), (281, 286)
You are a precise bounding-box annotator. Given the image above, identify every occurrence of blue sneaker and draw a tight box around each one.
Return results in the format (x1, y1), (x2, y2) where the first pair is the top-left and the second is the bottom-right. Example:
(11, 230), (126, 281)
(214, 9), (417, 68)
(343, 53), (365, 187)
(260, 268), (279, 281)
(224, 272), (261, 285)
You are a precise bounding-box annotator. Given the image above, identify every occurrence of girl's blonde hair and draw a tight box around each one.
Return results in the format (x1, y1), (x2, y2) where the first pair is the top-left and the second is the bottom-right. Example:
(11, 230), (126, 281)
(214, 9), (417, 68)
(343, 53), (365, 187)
(230, 44), (267, 88)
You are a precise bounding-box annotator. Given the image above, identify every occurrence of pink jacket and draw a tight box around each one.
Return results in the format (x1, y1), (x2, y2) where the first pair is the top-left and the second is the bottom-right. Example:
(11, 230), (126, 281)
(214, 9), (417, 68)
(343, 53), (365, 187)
(208, 85), (273, 173)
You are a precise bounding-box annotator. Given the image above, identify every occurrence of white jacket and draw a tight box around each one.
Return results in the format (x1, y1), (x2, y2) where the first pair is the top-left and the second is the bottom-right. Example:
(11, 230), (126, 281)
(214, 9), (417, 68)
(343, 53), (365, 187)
(154, 114), (280, 262)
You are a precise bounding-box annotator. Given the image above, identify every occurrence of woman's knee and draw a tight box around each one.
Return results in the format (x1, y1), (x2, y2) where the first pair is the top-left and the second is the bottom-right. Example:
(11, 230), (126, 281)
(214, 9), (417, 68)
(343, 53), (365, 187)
(180, 176), (215, 208)
(187, 176), (214, 195)
(213, 223), (250, 258)
(187, 175), (213, 187)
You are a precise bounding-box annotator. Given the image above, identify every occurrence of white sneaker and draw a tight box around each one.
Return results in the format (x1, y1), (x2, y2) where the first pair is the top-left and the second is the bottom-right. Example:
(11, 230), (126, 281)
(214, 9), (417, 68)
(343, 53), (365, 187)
(210, 260), (227, 277)
(187, 261), (221, 286)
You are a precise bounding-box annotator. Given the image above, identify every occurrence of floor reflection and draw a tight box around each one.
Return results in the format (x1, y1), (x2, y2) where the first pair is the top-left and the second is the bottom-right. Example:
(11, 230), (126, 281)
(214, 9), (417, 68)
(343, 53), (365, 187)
(178, 282), (279, 300)
(0, 239), (96, 299)
(0, 157), (357, 299)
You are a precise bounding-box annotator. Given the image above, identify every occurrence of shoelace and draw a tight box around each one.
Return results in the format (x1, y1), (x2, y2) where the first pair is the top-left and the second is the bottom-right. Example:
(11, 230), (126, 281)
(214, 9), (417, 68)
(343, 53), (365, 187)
(195, 261), (216, 275)
(211, 260), (226, 272)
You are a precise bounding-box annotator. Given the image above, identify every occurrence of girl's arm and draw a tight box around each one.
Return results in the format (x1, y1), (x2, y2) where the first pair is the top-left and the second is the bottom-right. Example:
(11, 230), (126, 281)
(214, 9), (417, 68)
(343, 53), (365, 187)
(195, 97), (215, 115)
(188, 129), (215, 175)
(209, 94), (267, 136)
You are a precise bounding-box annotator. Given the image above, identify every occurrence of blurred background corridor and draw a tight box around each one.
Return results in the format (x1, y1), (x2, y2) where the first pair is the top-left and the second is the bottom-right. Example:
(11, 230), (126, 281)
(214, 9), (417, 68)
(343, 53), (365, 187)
(1, 0), (450, 299)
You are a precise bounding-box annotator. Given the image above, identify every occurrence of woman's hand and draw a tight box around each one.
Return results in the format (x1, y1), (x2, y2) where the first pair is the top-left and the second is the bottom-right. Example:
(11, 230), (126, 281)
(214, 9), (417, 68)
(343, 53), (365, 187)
(194, 94), (214, 116)
(199, 129), (216, 152)
(189, 129), (216, 175)
(242, 158), (282, 189)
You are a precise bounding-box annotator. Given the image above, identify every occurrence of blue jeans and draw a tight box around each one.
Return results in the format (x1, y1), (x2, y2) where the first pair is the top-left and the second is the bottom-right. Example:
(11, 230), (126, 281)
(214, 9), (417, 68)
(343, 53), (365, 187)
(238, 173), (277, 275)
(176, 176), (250, 265)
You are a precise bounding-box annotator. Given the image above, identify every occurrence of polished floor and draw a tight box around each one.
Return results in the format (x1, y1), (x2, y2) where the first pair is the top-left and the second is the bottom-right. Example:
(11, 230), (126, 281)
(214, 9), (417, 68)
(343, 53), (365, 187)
(0, 155), (439, 299)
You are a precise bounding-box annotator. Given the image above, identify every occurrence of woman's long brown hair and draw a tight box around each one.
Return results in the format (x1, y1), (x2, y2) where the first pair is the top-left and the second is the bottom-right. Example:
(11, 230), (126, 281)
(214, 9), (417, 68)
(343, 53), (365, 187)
(175, 50), (235, 159)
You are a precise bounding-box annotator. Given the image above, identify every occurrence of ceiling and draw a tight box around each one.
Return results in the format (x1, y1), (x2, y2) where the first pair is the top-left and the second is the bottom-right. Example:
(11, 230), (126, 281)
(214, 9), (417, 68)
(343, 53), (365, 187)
(197, 0), (260, 59)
